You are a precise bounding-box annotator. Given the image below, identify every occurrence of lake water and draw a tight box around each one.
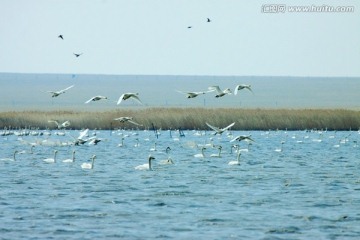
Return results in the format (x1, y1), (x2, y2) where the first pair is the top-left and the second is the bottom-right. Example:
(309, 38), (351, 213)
(1, 129), (360, 239)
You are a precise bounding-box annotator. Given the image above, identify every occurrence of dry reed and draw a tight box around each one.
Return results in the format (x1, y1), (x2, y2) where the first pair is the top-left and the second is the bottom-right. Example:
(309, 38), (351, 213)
(0, 108), (359, 131)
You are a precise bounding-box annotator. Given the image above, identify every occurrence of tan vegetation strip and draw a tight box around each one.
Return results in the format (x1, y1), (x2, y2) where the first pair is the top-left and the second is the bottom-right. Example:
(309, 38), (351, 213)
(0, 108), (359, 130)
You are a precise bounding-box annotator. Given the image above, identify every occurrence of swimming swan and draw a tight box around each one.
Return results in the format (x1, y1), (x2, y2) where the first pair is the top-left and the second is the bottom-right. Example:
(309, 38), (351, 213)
(159, 147), (174, 164)
(81, 155), (96, 169)
(275, 141), (285, 152)
(62, 150), (76, 163)
(194, 147), (206, 158)
(210, 146), (222, 158)
(43, 150), (58, 163)
(0, 150), (19, 161)
(135, 155), (155, 170)
(228, 151), (241, 165)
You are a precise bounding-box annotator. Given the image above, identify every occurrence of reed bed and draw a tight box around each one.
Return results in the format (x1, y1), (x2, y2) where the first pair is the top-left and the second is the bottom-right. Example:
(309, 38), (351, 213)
(0, 108), (359, 131)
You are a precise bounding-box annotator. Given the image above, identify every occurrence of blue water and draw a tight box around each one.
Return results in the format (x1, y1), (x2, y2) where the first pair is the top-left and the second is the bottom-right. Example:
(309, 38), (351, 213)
(1, 129), (360, 239)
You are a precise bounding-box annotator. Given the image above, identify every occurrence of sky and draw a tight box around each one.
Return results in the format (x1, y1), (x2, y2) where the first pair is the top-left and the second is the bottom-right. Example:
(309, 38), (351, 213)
(0, 0), (359, 77)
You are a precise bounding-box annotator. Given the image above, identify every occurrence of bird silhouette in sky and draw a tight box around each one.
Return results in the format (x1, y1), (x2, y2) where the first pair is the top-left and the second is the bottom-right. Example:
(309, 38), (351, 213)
(207, 18), (211, 22)
(58, 35), (63, 40)
(73, 53), (83, 57)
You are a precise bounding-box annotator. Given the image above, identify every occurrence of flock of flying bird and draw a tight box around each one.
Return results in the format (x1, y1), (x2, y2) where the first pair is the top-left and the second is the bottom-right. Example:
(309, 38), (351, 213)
(2, 81), (256, 171)
(46, 83), (253, 106)
(1, 18), (258, 170)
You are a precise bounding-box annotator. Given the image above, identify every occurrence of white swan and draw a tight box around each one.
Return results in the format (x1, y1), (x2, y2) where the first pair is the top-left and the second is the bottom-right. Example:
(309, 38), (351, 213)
(85, 95), (108, 104)
(73, 129), (97, 145)
(118, 137), (125, 147)
(62, 150), (76, 163)
(150, 142), (157, 151)
(228, 151), (241, 165)
(135, 155), (155, 170)
(239, 141), (251, 152)
(234, 84), (253, 95)
(47, 85), (74, 98)
(0, 150), (19, 161)
(208, 86), (232, 98)
(117, 93), (142, 105)
(194, 147), (206, 158)
(48, 120), (71, 129)
(210, 146), (222, 158)
(159, 147), (174, 165)
(206, 122), (235, 135)
(43, 150), (58, 163)
(134, 138), (140, 147)
(19, 145), (35, 154)
(275, 141), (285, 152)
(159, 157), (174, 165)
(114, 117), (143, 126)
(81, 155), (96, 169)
(176, 90), (208, 99)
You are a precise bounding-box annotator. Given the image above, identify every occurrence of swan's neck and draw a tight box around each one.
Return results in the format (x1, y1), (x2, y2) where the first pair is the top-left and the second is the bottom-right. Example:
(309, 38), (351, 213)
(91, 157), (95, 169)
(237, 152), (241, 163)
(72, 152), (75, 161)
(201, 148), (205, 156)
(53, 152), (57, 162)
(148, 158), (152, 170)
(13, 152), (17, 161)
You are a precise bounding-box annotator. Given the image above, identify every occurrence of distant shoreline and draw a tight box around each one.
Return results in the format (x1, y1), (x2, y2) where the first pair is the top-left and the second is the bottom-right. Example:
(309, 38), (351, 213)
(1, 108), (359, 131)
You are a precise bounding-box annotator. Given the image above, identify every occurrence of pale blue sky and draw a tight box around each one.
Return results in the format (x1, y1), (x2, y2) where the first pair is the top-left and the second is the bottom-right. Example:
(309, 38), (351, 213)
(0, 0), (359, 77)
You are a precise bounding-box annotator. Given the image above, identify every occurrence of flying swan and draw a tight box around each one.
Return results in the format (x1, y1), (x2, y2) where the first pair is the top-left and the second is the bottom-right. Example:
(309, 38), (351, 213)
(47, 85), (74, 98)
(117, 93), (142, 105)
(206, 122), (235, 135)
(85, 96), (108, 104)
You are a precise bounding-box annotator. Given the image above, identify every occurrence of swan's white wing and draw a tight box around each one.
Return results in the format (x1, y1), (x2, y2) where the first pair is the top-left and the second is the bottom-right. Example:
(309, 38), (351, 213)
(205, 122), (221, 133)
(192, 91), (206, 95)
(222, 122), (235, 131)
(130, 95), (143, 104)
(117, 94), (125, 105)
(208, 86), (221, 94)
(230, 136), (240, 142)
(60, 85), (74, 93)
(48, 120), (59, 126)
(234, 85), (240, 95)
(78, 129), (89, 140)
(62, 120), (71, 127)
(113, 117), (123, 121)
(176, 90), (187, 94)
(128, 120), (143, 126)
(85, 97), (95, 104)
